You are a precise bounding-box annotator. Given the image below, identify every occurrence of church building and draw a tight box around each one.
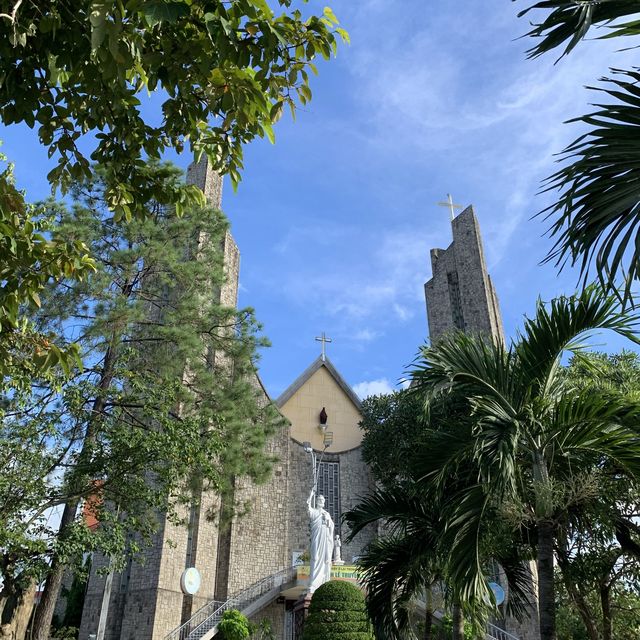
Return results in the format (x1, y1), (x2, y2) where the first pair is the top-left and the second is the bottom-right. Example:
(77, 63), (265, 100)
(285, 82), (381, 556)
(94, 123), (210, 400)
(78, 161), (376, 640)
(78, 164), (537, 640)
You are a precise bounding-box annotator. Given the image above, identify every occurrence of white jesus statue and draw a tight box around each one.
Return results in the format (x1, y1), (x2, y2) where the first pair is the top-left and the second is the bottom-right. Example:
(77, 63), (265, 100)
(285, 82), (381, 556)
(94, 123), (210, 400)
(307, 489), (334, 593)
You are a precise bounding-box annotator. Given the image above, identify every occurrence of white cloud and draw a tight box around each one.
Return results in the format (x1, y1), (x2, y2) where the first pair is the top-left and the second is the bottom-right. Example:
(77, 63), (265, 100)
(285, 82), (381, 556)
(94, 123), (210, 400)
(353, 378), (394, 399)
(351, 328), (381, 343)
(270, 224), (438, 333)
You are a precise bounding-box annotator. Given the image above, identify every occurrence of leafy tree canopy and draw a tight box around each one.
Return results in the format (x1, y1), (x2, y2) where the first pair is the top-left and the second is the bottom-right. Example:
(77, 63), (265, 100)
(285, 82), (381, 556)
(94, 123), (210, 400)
(359, 389), (424, 488)
(553, 351), (640, 640)
(0, 146), (94, 387)
(0, 162), (286, 632)
(0, 0), (348, 219)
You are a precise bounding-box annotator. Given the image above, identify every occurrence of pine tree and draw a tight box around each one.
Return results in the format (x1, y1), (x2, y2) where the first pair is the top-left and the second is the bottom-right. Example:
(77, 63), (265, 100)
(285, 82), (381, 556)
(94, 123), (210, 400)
(1, 162), (286, 636)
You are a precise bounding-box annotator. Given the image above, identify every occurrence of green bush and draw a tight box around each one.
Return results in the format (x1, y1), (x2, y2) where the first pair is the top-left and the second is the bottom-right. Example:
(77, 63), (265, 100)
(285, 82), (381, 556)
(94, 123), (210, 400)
(219, 609), (251, 640)
(432, 614), (474, 640)
(302, 581), (374, 640)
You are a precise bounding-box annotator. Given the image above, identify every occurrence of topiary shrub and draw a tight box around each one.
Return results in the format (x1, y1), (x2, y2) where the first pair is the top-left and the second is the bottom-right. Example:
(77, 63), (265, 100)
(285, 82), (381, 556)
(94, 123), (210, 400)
(219, 609), (251, 640)
(301, 581), (374, 640)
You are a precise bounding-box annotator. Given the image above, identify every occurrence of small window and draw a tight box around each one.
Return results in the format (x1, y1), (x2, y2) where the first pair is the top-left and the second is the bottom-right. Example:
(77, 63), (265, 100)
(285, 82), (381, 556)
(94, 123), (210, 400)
(447, 271), (465, 330)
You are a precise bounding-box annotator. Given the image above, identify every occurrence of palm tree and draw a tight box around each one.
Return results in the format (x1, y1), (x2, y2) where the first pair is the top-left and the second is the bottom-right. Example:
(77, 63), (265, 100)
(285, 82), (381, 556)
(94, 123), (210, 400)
(345, 488), (443, 639)
(516, 1), (640, 300)
(345, 426), (535, 638)
(409, 285), (640, 640)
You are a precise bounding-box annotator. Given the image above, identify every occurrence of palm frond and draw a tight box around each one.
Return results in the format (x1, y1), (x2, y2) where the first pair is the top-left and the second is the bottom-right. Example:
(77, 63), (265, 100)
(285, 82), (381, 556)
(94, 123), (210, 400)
(495, 548), (538, 621)
(471, 411), (521, 499)
(516, 285), (640, 391)
(357, 533), (440, 640)
(547, 392), (640, 478)
(410, 423), (476, 489)
(534, 70), (640, 300)
(343, 487), (440, 542)
(411, 333), (524, 421)
(517, 1), (639, 59)
(440, 484), (491, 607)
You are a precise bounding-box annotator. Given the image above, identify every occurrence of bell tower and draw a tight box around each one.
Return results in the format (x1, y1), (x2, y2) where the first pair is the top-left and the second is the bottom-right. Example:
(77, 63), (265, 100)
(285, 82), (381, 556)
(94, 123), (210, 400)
(425, 204), (504, 344)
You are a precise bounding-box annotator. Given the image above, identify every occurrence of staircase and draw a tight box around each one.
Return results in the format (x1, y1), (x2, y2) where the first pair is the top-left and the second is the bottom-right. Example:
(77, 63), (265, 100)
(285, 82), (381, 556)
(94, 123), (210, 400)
(486, 622), (520, 640)
(165, 567), (297, 640)
(414, 596), (520, 640)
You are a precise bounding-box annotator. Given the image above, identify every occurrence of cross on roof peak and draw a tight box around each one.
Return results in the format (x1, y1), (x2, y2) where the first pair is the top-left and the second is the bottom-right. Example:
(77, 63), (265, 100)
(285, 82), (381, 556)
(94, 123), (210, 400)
(315, 332), (332, 361)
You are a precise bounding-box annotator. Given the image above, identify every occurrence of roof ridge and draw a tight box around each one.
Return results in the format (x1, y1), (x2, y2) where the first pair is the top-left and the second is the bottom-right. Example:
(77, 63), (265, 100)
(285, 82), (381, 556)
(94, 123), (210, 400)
(275, 356), (361, 410)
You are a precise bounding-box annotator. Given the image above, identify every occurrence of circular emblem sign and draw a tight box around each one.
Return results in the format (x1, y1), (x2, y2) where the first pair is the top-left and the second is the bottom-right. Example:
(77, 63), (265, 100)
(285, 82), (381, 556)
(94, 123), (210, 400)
(488, 582), (505, 606)
(180, 567), (202, 595)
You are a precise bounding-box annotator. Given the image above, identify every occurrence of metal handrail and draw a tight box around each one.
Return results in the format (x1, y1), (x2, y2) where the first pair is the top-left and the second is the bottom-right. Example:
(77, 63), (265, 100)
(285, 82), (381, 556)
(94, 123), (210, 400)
(165, 567), (297, 640)
(486, 622), (520, 640)
(413, 596), (520, 640)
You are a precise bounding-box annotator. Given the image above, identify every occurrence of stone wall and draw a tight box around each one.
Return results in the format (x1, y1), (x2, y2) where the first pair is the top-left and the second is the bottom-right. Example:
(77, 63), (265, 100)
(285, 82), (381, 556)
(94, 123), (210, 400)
(79, 522), (166, 640)
(424, 206), (504, 344)
(186, 157), (223, 211)
(249, 599), (287, 639)
(227, 418), (292, 595)
(338, 447), (377, 563)
(287, 442), (313, 562)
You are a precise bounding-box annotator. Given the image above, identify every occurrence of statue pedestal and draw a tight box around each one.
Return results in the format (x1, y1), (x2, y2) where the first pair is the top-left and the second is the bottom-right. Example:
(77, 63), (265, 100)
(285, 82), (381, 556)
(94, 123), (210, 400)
(333, 560), (345, 566)
(293, 593), (313, 640)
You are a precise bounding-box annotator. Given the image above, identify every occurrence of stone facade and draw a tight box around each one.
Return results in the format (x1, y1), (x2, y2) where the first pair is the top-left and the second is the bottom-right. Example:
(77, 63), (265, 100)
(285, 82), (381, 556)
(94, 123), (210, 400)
(186, 157), (222, 211)
(277, 357), (378, 567)
(425, 205), (505, 344)
(226, 410), (291, 596)
(249, 599), (286, 640)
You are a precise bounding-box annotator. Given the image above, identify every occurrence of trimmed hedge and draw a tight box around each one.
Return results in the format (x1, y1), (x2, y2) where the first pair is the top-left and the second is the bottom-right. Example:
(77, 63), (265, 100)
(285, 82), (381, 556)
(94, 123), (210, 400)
(301, 581), (374, 640)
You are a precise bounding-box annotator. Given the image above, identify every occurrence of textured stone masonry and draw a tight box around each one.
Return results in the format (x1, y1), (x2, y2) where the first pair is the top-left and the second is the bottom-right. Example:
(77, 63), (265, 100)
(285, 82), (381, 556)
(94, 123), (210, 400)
(425, 206), (505, 345)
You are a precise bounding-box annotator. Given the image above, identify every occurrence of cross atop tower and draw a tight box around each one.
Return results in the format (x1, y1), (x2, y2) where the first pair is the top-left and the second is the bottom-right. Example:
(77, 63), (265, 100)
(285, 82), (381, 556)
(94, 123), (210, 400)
(315, 332), (332, 361)
(438, 193), (463, 221)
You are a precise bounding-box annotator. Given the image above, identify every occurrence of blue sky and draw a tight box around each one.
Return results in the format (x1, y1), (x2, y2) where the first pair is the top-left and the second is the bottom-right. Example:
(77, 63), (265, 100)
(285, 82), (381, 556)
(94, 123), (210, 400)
(3, 1), (639, 400)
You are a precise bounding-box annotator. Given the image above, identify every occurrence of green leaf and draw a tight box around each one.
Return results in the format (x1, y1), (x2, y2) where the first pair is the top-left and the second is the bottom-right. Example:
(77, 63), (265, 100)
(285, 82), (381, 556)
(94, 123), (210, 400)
(141, 1), (190, 27)
(0, 0), (344, 201)
(323, 6), (339, 25)
(89, 4), (108, 52)
(262, 121), (275, 144)
(336, 27), (350, 44)
(209, 68), (226, 87)
(247, 0), (273, 19)
(270, 101), (284, 124)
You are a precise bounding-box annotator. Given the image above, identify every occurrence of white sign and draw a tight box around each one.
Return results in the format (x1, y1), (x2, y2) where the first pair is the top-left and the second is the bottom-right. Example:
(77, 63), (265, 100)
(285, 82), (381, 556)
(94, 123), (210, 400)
(180, 567), (202, 595)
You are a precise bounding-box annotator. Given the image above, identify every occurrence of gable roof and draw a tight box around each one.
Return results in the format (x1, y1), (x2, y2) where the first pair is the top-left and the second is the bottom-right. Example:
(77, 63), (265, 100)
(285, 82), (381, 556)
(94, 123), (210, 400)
(275, 355), (362, 410)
